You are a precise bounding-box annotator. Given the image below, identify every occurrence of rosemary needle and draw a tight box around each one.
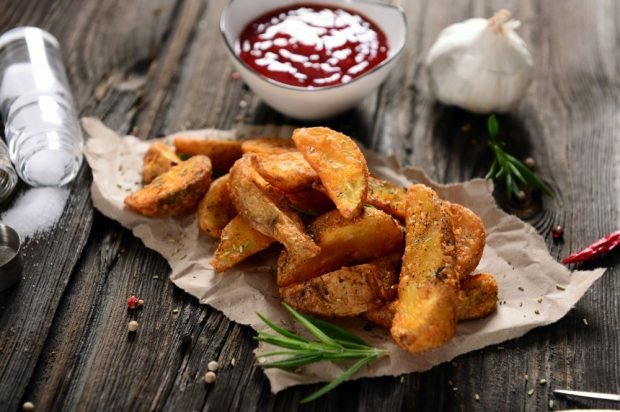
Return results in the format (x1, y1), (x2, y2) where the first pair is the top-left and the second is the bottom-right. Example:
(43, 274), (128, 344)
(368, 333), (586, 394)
(485, 115), (552, 199)
(255, 303), (389, 403)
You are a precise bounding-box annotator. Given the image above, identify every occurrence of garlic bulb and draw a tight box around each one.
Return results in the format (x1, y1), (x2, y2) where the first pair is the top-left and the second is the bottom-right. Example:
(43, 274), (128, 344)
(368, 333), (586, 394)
(425, 10), (533, 113)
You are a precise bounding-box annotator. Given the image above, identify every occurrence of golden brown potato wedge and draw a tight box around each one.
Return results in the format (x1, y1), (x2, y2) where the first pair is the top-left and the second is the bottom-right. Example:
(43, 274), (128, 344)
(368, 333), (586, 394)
(125, 155), (212, 217)
(292, 127), (368, 219)
(391, 184), (458, 353)
(280, 256), (400, 317)
(277, 206), (404, 287)
(445, 202), (486, 280)
(142, 142), (181, 184)
(251, 152), (318, 193)
(210, 215), (275, 272)
(241, 137), (296, 154)
(281, 267), (381, 317)
(229, 156), (320, 261)
(365, 273), (499, 328)
(174, 137), (242, 171)
(197, 174), (236, 238)
(367, 176), (407, 221)
(456, 273), (498, 321)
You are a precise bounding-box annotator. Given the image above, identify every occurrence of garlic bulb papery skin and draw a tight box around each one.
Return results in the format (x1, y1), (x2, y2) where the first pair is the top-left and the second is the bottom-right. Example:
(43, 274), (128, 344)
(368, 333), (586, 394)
(425, 10), (534, 114)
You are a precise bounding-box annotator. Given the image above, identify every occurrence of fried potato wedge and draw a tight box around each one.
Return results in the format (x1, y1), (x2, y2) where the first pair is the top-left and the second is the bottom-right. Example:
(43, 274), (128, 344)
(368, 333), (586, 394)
(292, 127), (368, 219)
(367, 176), (407, 220)
(142, 142), (181, 184)
(365, 273), (499, 328)
(281, 265), (385, 317)
(391, 184), (458, 353)
(241, 137), (296, 154)
(456, 273), (498, 321)
(174, 137), (242, 171)
(252, 152), (318, 193)
(445, 202), (486, 279)
(211, 215), (275, 272)
(197, 174), (236, 238)
(125, 155), (212, 217)
(280, 255), (400, 317)
(277, 206), (404, 287)
(229, 156), (320, 261)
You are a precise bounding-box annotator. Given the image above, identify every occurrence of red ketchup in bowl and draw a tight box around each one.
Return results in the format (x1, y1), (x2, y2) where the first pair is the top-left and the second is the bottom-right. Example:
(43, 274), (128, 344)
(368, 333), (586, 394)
(235, 4), (389, 88)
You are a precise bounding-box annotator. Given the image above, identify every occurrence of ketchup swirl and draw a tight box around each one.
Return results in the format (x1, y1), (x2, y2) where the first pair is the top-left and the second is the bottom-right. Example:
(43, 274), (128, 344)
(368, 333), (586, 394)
(235, 4), (389, 88)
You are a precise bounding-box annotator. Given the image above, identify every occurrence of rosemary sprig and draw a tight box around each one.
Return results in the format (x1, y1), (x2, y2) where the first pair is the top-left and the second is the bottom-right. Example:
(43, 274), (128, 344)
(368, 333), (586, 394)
(485, 115), (552, 199)
(255, 303), (389, 403)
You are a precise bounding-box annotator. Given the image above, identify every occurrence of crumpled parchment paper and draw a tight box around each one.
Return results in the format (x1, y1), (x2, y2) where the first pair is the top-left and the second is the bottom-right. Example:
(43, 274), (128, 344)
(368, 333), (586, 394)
(82, 117), (606, 393)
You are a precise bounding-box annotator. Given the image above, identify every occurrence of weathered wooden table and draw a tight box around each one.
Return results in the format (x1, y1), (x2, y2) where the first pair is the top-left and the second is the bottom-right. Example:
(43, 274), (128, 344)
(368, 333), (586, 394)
(1, 0), (619, 410)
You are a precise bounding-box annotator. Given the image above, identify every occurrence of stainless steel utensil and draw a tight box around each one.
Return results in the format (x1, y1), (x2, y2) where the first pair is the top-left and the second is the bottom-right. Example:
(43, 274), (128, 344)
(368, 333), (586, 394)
(553, 389), (620, 402)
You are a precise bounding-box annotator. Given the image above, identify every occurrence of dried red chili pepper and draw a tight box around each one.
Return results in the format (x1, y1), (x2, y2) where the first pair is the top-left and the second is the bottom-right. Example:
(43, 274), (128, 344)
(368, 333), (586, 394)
(563, 230), (620, 264)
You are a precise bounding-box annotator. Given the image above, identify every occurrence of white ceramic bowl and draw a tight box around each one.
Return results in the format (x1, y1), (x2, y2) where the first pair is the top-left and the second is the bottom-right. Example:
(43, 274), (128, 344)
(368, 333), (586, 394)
(220, 0), (407, 120)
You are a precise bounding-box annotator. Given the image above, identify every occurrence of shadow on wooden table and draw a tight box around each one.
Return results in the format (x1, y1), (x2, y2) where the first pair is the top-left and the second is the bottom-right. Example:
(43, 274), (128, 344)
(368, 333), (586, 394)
(250, 102), (374, 146)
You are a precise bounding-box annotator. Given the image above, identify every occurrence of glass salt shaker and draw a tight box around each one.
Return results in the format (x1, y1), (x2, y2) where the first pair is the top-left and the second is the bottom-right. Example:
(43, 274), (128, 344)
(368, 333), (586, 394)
(0, 140), (18, 202)
(0, 27), (83, 187)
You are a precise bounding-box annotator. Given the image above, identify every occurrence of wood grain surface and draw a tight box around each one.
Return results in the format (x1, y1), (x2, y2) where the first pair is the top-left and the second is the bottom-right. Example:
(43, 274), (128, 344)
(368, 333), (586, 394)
(0, 0), (619, 411)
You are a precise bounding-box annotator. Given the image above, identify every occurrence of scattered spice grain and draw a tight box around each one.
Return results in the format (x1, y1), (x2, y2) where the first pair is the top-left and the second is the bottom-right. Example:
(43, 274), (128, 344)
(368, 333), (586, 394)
(128, 320), (139, 332)
(204, 371), (217, 384)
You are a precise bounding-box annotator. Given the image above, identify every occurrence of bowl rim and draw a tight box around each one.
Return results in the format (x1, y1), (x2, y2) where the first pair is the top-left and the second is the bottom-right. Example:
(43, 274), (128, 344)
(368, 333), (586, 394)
(219, 0), (408, 93)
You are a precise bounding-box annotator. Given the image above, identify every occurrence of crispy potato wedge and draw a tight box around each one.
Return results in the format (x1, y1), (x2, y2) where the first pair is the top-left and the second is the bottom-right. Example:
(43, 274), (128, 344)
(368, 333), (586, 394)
(229, 156), (320, 261)
(241, 137), (296, 154)
(125, 155), (212, 217)
(197, 174), (236, 238)
(365, 273), (499, 328)
(367, 176), (407, 220)
(281, 265), (385, 316)
(445, 202), (486, 279)
(292, 127), (368, 219)
(174, 137), (242, 171)
(280, 256), (400, 317)
(456, 273), (498, 321)
(391, 184), (458, 353)
(142, 142), (181, 184)
(251, 152), (318, 193)
(211, 215), (275, 272)
(277, 206), (404, 287)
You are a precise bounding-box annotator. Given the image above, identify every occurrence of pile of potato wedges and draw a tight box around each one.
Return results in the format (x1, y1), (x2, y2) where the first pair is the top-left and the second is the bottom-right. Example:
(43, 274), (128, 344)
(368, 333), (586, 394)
(124, 127), (498, 353)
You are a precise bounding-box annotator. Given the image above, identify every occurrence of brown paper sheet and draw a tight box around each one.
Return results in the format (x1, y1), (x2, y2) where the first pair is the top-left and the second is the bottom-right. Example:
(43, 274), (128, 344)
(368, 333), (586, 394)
(82, 117), (606, 393)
